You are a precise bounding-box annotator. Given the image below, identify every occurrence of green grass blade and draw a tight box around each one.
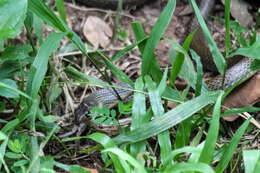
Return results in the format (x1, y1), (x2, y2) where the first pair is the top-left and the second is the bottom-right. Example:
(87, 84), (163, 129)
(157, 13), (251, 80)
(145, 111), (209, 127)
(131, 22), (162, 82)
(114, 91), (221, 144)
(28, 0), (66, 32)
(167, 39), (209, 92)
(250, 8), (260, 44)
(145, 76), (171, 164)
(87, 133), (128, 173)
(164, 162), (215, 173)
(221, 107), (260, 118)
(243, 150), (260, 173)
(28, 0), (86, 54)
(169, 29), (195, 87)
(64, 66), (107, 86)
(174, 118), (192, 149)
(96, 51), (134, 86)
(163, 146), (201, 167)
(0, 137), (9, 170)
(103, 148), (147, 173)
(224, 0), (230, 57)
(199, 91), (224, 164)
(190, 0), (226, 75)
(215, 118), (251, 173)
(158, 67), (168, 96)
(55, 0), (67, 24)
(161, 87), (182, 103)
(191, 50), (203, 96)
(228, 39), (260, 59)
(112, 36), (148, 62)
(27, 32), (65, 98)
(130, 77), (147, 158)
(141, 0), (176, 77)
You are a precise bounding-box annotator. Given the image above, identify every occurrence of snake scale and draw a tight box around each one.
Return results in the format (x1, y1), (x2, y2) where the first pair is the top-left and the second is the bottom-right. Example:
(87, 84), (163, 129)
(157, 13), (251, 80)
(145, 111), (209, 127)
(74, 0), (256, 122)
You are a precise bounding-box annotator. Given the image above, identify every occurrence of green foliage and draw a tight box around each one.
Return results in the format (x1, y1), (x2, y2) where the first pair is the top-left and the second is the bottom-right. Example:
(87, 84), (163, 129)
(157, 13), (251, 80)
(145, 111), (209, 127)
(0, 0), (259, 172)
(90, 106), (118, 125)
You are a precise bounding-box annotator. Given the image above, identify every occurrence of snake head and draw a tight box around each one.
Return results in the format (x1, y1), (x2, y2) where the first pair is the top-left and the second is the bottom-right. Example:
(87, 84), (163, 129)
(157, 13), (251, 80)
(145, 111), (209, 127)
(75, 95), (98, 124)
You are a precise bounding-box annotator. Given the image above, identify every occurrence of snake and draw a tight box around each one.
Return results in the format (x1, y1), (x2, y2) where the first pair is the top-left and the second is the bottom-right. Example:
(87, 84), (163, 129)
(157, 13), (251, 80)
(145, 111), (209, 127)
(73, 0), (256, 125)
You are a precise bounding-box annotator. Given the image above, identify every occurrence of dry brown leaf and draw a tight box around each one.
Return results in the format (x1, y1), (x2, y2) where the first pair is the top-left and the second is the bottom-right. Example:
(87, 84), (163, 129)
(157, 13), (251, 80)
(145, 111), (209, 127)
(177, 5), (193, 16)
(83, 16), (112, 49)
(223, 73), (260, 121)
(221, 0), (253, 27)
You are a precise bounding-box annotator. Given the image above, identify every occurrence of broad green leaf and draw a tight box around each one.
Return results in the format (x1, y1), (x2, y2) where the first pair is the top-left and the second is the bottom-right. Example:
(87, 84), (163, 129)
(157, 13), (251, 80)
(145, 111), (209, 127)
(146, 76), (171, 164)
(0, 80), (30, 99)
(13, 160), (29, 167)
(0, 45), (32, 63)
(243, 150), (260, 173)
(0, 0), (27, 38)
(5, 152), (23, 159)
(114, 91), (220, 144)
(130, 77), (147, 158)
(228, 39), (260, 59)
(0, 79), (18, 98)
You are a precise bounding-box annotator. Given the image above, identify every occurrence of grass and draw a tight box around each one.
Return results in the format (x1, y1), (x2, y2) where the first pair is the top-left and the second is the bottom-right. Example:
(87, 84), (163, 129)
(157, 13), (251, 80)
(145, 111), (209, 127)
(0, 0), (259, 172)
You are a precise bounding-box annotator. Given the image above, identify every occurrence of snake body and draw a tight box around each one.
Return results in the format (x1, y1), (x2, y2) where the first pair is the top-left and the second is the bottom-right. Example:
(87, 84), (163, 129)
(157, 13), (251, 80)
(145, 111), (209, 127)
(75, 0), (256, 121)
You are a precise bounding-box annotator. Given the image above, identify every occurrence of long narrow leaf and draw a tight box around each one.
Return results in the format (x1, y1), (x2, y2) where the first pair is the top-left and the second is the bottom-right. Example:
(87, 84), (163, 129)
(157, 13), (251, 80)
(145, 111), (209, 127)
(87, 133), (128, 173)
(199, 91), (224, 163)
(114, 91), (220, 144)
(27, 32), (65, 98)
(243, 150), (260, 173)
(216, 118), (251, 173)
(146, 76), (171, 164)
(164, 162), (215, 173)
(190, 0), (226, 75)
(131, 22), (162, 82)
(103, 148), (147, 173)
(130, 77), (147, 158)
(142, 0), (176, 76)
